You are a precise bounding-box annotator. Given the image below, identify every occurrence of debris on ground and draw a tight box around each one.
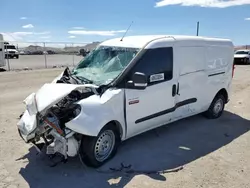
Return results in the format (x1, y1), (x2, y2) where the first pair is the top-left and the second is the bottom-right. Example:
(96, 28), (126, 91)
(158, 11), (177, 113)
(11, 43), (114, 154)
(96, 163), (184, 175)
(23, 67), (32, 71)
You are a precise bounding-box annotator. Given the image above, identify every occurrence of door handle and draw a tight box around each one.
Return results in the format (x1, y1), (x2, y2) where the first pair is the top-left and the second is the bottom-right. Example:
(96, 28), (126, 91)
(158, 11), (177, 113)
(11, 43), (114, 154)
(172, 84), (177, 97)
(177, 83), (180, 96)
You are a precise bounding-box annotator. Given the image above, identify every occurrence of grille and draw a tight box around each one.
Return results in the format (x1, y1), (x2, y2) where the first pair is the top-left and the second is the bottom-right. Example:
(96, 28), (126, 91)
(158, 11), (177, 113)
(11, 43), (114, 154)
(234, 58), (245, 64)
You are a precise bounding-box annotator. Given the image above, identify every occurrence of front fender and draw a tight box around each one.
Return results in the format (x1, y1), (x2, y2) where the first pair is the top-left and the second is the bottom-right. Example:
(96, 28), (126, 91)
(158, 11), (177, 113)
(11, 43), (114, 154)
(65, 89), (126, 138)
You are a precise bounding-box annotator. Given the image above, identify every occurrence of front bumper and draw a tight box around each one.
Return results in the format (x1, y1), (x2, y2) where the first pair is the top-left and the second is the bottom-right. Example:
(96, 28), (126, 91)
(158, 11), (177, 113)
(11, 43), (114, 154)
(5, 53), (17, 57)
(17, 111), (79, 159)
(234, 58), (249, 64)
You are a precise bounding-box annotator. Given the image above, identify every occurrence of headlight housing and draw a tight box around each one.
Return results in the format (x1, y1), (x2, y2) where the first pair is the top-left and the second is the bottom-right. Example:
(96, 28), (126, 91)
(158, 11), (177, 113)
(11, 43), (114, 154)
(62, 104), (82, 123)
(24, 93), (38, 115)
(73, 104), (81, 117)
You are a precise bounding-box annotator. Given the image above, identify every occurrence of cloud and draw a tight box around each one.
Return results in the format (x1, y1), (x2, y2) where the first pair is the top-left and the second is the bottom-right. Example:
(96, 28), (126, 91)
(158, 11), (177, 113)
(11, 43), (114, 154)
(1, 31), (51, 42)
(20, 17), (27, 20)
(72, 27), (85, 29)
(245, 17), (250, 20)
(1, 32), (33, 41)
(68, 30), (126, 36)
(69, 36), (76, 38)
(155, 0), (250, 8)
(40, 36), (51, 39)
(22, 24), (34, 29)
(33, 31), (51, 35)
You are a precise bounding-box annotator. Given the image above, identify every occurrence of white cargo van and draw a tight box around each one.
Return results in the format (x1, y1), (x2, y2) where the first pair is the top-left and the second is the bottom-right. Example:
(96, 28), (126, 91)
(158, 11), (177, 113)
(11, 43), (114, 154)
(17, 35), (235, 167)
(0, 34), (5, 67)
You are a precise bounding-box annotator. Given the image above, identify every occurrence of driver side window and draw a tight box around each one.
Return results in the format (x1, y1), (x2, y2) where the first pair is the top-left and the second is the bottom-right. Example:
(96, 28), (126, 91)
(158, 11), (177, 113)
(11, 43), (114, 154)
(129, 47), (173, 86)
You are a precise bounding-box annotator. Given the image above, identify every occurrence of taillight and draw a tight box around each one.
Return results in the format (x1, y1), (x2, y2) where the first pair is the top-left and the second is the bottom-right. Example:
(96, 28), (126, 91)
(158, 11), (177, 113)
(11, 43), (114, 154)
(232, 64), (235, 78)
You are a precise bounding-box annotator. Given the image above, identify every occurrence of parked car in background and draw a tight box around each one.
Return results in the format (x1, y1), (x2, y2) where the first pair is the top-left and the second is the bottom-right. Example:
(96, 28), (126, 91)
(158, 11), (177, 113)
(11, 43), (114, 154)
(234, 49), (250, 64)
(31, 51), (43, 55)
(4, 42), (19, 59)
(19, 50), (32, 55)
(43, 50), (56, 55)
(47, 50), (56, 54)
(78, 48), (90, 56)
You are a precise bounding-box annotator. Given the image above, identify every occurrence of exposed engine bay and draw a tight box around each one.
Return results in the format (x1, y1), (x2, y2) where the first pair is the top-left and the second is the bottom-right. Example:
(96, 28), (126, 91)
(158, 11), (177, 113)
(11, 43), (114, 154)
(18, 67), (104, 163)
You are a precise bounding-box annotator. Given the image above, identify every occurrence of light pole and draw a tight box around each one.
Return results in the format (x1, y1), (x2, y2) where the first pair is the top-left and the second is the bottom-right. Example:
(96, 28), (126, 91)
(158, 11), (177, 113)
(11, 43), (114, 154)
(196, 21), (200, 36)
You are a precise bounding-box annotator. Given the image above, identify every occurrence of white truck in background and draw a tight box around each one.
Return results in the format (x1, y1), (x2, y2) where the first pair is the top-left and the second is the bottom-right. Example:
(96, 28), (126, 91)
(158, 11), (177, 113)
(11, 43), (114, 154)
(0, 34), (6, 67)
(4, 42), (19, 59)
(234, 49), (250, 64)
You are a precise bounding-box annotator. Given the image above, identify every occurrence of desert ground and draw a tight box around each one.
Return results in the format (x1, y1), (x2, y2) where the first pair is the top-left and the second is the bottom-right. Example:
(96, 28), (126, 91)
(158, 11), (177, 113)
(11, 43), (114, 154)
(0, 65), (250, 188)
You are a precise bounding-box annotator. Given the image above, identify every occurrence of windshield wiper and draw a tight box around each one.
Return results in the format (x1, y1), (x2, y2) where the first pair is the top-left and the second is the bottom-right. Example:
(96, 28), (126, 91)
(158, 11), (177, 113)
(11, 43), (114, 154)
(72, 75), (93, 84)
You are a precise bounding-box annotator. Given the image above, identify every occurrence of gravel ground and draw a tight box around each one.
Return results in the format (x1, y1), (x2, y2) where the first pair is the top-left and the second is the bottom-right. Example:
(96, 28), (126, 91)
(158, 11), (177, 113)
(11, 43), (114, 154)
(0, 65), (250, 188)
(2, 55), (83, 70)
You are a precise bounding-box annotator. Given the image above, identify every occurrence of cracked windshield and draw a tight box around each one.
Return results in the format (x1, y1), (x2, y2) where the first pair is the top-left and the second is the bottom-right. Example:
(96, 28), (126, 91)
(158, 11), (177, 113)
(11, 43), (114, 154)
(72, 46), (139, 85)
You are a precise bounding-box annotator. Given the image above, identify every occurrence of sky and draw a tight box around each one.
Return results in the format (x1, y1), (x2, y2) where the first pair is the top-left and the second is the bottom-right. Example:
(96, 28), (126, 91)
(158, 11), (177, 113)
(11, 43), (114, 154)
(1, 0), (250, 46)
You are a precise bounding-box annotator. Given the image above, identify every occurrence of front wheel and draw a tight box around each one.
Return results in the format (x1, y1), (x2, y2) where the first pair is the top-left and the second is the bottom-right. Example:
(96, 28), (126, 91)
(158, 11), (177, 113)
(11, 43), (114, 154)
(79, 124), (120, 168)
(203, 94), (225, 119)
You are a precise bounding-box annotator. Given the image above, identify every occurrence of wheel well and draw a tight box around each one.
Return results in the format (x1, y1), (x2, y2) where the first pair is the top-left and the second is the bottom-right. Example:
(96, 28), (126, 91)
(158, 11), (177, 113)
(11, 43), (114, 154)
(106, 120), (123, 139)
(216, 88), (228, 103)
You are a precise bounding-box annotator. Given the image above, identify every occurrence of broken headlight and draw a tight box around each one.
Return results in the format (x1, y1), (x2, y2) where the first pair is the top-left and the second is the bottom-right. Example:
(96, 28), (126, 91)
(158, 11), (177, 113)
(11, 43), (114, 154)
(65, 104), (81, 122)
(24, 93), (38, 115)
(72, 104), (81, 118)
(51, 104), (82, 125)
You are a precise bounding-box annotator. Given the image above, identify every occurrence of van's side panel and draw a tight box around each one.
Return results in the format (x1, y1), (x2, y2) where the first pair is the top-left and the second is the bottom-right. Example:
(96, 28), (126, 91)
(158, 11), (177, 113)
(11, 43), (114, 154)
(173, 44), (208, 119)
(173, 40), (234, 120)
(204, 43), (234, 108)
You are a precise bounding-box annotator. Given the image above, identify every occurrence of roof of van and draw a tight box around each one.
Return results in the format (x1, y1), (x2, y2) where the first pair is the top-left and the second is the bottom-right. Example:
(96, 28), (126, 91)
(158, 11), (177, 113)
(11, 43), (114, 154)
(100, 35), (233, 48)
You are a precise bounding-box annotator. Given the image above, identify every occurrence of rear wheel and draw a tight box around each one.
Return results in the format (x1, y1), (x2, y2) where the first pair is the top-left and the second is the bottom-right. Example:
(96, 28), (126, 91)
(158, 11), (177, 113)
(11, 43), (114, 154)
(204, 94), (225, 119)
(79, 123), (120, 168)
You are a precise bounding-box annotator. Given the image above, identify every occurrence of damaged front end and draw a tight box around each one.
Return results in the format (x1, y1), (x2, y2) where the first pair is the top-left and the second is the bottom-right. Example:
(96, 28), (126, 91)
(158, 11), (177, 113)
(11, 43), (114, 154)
(17, 68), (99, 160)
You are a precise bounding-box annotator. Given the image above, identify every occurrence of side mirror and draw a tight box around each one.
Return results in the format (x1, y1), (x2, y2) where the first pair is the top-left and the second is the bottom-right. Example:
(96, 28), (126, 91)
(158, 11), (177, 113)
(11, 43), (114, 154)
(126, 72), (147, 90)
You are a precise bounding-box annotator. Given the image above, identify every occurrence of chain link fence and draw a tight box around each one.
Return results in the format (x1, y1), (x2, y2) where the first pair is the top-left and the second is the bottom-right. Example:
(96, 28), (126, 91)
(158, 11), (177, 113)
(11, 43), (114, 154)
(1, 41), (249, 71)
(234, 45), (250, 51)
(2, 41), (100, 71)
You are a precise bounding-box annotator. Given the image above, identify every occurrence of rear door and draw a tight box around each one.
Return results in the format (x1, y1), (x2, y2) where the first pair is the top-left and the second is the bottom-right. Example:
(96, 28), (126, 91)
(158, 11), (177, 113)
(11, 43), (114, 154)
(125, 46), (178, 138)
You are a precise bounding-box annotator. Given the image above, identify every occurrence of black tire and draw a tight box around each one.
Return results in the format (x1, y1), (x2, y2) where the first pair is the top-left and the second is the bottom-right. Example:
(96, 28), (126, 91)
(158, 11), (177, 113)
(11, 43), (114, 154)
(15, 55), (19, 59)
(203, 94), (225, 119)
(79, 123), (121, 168)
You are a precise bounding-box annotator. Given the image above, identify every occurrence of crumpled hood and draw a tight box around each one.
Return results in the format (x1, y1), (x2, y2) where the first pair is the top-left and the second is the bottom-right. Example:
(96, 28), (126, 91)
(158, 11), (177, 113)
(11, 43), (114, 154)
(18, 83), (99, 140)
(234, 54), (249, 58)
(24, 83), (98, 113)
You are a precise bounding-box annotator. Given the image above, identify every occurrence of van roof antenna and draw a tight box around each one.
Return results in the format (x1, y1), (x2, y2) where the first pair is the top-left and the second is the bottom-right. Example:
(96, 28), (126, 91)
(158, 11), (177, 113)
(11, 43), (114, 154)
(120, 21), (134, 41)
